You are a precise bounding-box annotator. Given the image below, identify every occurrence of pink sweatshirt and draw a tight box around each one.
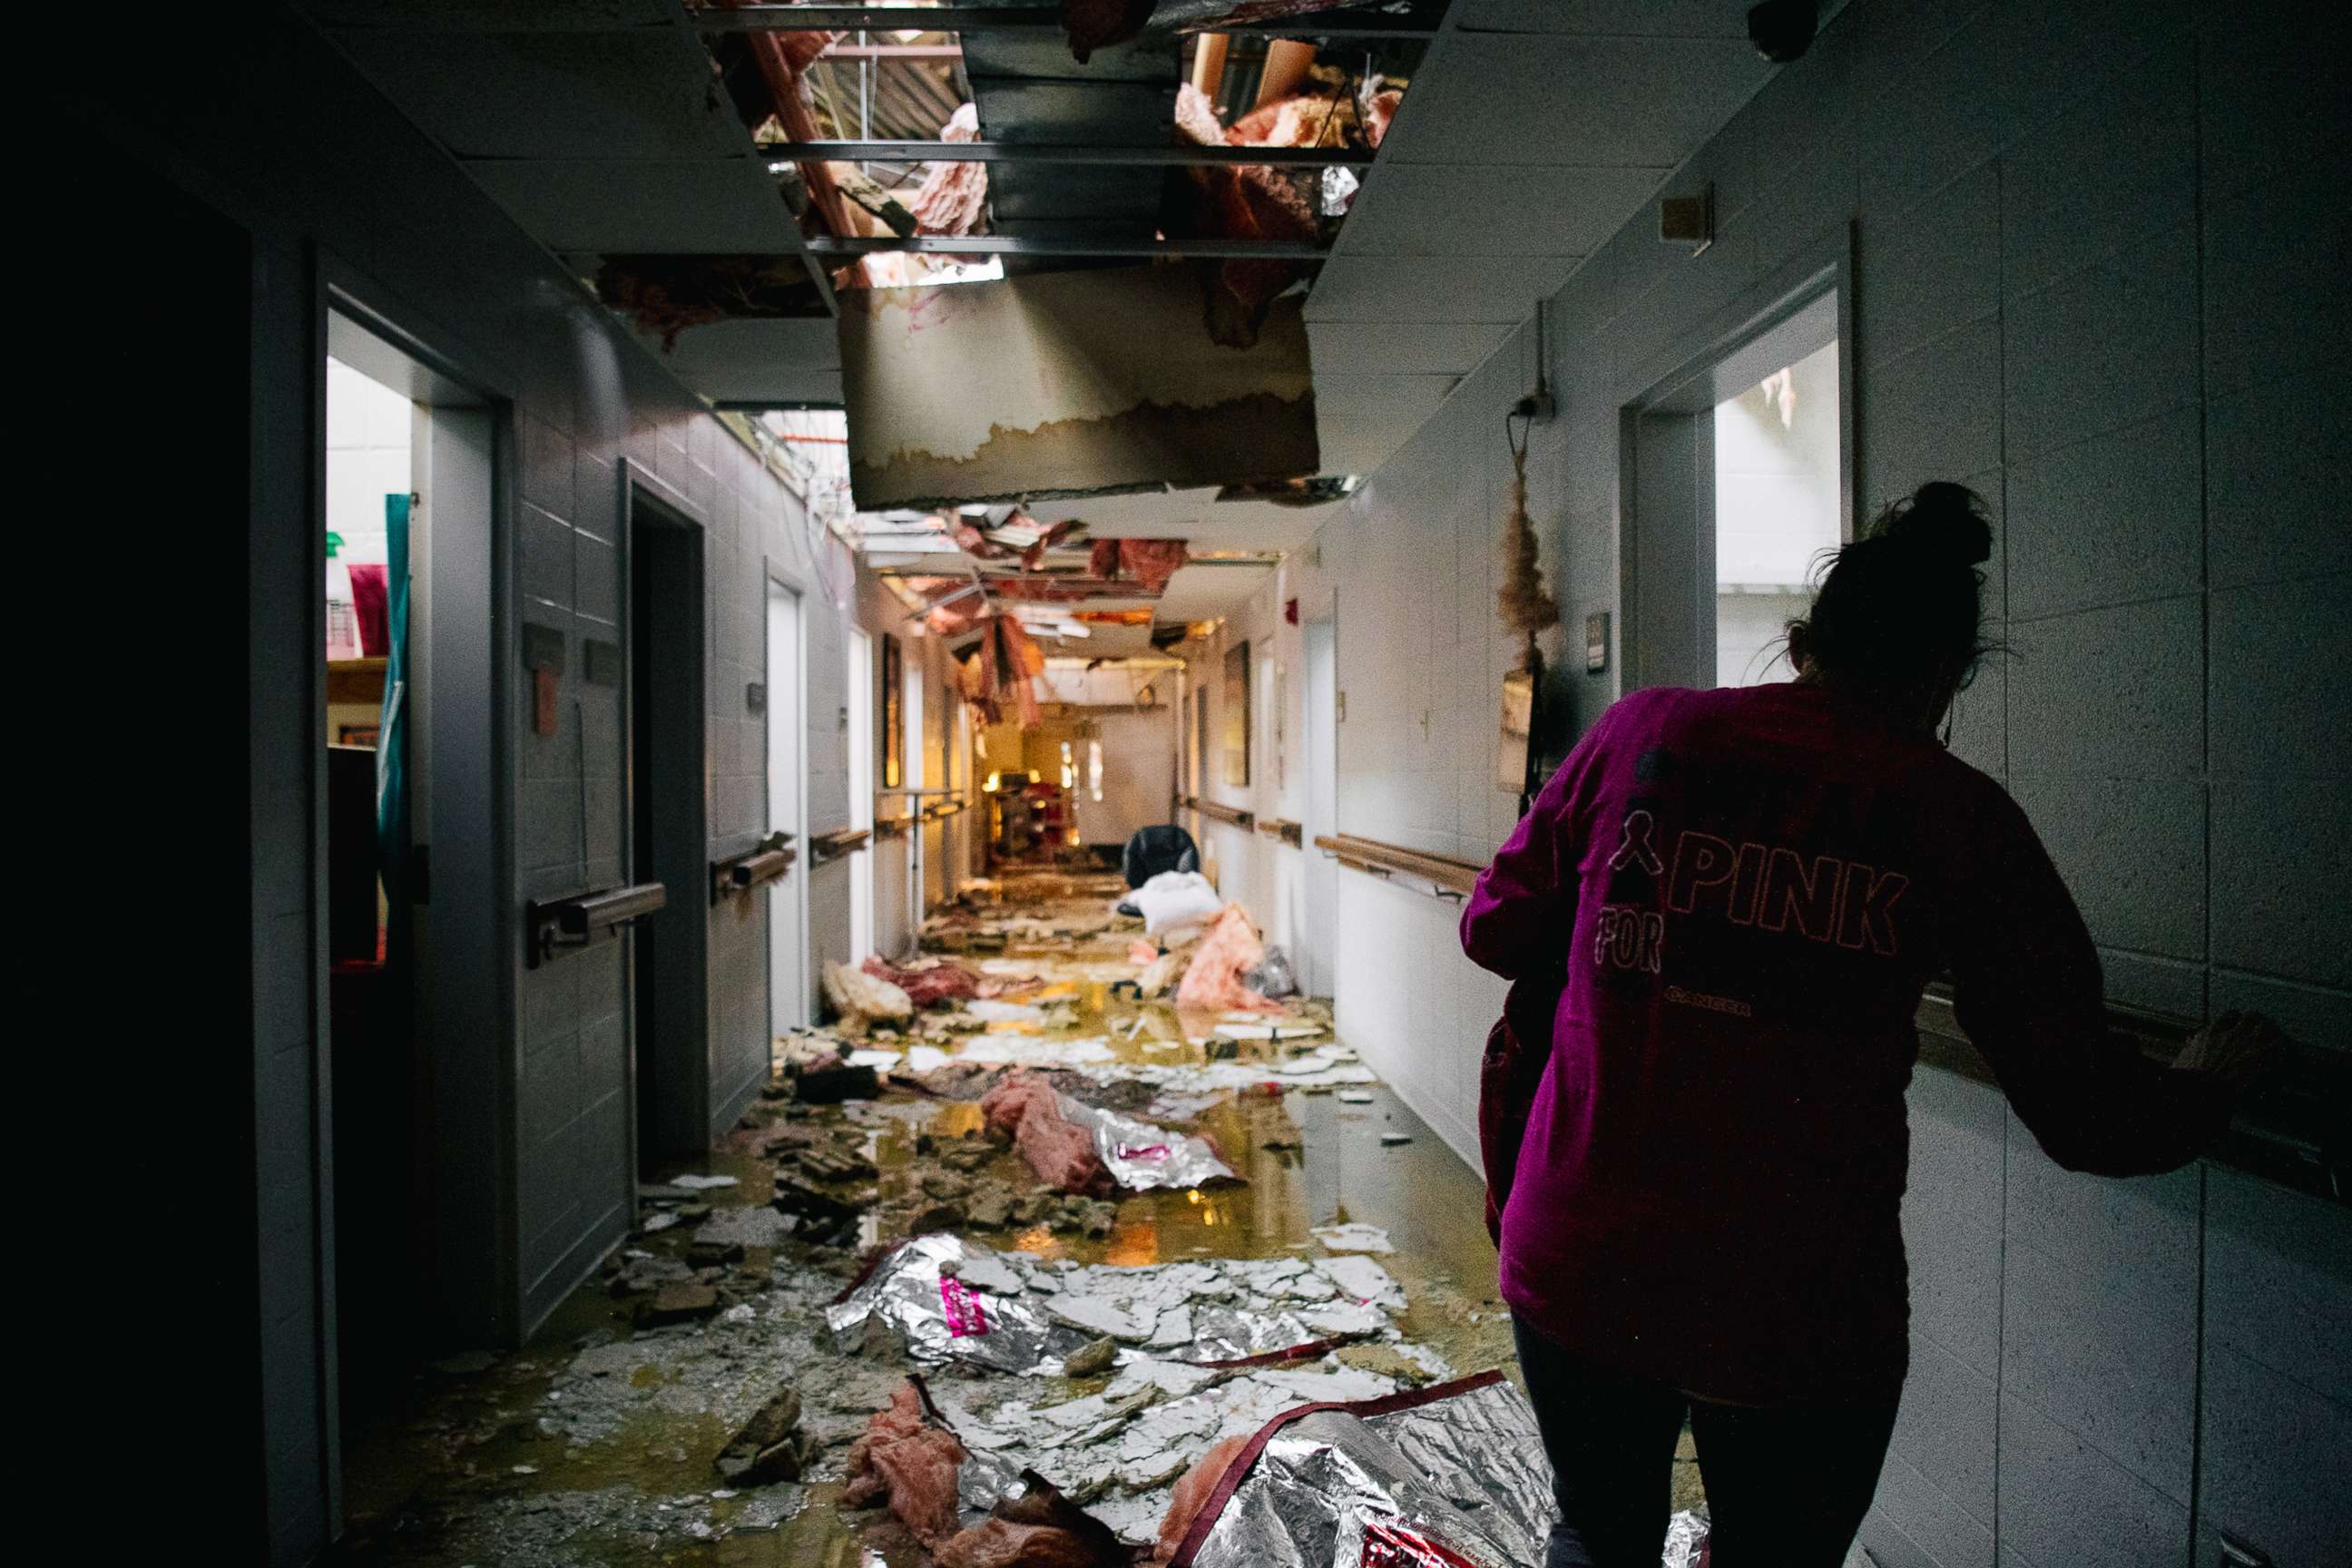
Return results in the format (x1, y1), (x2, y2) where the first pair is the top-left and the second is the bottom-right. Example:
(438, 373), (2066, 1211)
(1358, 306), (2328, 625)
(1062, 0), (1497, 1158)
(1462, 683), (2223, 1405)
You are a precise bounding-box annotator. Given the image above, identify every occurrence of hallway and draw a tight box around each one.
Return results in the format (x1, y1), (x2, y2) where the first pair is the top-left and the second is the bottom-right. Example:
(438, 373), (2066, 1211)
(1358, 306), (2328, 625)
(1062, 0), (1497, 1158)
(34, 3), (2346, 1566)
(339, 870), (1627, 1566)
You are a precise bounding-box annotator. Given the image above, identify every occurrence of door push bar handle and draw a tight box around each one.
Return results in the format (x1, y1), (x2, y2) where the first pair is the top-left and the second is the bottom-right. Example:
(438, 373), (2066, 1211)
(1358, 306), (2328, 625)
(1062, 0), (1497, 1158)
(526, 881), (668, 967)
(710, 832), (796, 905)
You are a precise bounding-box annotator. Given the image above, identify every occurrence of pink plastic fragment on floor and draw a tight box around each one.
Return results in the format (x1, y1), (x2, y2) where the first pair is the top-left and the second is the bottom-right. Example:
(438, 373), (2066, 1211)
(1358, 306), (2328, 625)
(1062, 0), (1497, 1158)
(1359, 1520), (1484, 1568)
(940, 1277), (989, 1338)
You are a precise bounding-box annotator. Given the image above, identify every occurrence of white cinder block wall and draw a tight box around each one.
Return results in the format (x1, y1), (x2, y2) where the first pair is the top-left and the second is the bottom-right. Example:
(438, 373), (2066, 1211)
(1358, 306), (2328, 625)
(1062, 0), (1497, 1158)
(1263, 2), (2348, 1564)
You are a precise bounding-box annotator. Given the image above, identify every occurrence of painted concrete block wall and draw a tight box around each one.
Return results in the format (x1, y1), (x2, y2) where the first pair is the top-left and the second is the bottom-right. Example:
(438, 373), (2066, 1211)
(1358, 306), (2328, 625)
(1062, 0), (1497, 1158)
(1189, 330), (1544, 1162)
(512, 392), (856, 1318)
(1284, 2), (2346, 1563)
(89, 20), (889, 1550)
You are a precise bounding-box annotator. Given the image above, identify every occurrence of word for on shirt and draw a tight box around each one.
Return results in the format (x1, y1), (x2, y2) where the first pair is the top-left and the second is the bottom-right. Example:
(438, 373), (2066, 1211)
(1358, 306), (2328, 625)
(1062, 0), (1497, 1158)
(1604, 808), (1910, 957)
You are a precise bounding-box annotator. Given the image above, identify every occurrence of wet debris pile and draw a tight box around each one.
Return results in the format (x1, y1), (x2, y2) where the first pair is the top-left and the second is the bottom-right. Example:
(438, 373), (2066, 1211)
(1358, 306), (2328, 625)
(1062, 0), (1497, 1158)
(359, 872), (1523, 1568)
(826, 1236), (1454, 1550)
(981, 1070), (1238, 1195)
(713, 1386), (814, 1487)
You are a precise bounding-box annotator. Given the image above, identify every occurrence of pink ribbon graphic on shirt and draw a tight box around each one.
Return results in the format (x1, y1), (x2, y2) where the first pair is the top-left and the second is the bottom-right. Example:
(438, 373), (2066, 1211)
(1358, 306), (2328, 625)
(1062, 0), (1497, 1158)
(1609, 808), (1665, 876)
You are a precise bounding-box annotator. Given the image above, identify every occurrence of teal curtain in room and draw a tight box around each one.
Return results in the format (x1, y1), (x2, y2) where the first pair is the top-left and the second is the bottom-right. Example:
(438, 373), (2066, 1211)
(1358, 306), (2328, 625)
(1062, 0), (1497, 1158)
(376, 492), (409, 892)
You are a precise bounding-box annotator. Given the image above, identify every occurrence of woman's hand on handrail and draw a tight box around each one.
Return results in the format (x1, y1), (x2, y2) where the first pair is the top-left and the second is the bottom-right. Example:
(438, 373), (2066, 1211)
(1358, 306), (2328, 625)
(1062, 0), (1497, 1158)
(2171, 1009), (2288, 1089)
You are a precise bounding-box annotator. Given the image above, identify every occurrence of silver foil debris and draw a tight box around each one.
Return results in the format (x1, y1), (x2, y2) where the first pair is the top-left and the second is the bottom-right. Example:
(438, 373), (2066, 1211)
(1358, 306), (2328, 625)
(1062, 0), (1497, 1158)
(826, 1237), (1416, 1377)
(1178, 1374), (1556, 1568)
(1058, 1092), (1236, 1191)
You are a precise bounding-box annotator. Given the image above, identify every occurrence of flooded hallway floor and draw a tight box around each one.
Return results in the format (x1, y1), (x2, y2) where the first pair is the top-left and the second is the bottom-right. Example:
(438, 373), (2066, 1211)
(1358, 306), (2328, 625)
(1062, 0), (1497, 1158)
(338, 872), (1699, 1566)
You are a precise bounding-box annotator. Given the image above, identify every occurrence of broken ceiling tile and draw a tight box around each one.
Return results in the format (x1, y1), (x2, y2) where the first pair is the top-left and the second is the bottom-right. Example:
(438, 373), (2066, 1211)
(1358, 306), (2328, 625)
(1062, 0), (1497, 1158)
(840, 265), (1318, 508)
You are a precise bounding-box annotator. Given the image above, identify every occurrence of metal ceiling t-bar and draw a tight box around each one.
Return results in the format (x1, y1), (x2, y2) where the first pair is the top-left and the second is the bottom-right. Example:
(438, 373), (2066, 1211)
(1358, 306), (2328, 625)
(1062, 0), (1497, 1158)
(804, 233), (1328, 259)
(696, 5), (1438, 38)
(764, 140), (1372, 166)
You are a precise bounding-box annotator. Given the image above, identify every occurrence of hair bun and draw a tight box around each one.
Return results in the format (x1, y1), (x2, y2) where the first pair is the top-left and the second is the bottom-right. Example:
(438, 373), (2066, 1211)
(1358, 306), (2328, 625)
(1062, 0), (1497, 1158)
(1889, 481), (1992, 566)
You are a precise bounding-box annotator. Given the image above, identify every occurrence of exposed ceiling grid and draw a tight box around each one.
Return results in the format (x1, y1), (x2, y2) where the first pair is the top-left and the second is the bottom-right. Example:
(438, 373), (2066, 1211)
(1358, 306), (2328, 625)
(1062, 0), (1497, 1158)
(305, 1), (1810, 629)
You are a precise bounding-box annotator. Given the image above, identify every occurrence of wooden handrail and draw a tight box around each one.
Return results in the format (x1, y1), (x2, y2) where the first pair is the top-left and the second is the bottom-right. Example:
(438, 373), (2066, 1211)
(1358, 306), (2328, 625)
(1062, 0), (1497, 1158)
(1257, 817), (1304, 847)
(709, 831), (795, 904)
(809, 827), (871, 865)
(1916, 984), (2344, 1207)
(1313, 833), (1482, 897)
(872, 816), (912, 840)
(1181, 794), (1255, 830)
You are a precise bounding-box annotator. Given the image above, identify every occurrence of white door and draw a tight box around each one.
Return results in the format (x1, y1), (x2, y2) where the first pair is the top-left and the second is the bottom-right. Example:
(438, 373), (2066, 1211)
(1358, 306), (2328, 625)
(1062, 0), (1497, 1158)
(846, 627), (875, 962)
(1302, 621), (1338, 999)
(903, 654), (926, 936)
(766, 581), (808, 1033)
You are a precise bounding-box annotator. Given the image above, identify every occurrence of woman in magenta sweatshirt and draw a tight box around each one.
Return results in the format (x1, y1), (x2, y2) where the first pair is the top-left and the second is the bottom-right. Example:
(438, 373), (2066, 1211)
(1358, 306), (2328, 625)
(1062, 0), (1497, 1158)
(1461, 482), (2278, 1567)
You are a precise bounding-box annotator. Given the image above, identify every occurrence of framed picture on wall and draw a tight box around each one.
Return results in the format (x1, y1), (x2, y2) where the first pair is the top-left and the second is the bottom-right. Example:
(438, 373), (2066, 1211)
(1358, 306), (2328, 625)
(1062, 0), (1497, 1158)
(1221, 642), (1251, 787)
(1496, 668), (1535, 794)
(881, 633), (904, 789)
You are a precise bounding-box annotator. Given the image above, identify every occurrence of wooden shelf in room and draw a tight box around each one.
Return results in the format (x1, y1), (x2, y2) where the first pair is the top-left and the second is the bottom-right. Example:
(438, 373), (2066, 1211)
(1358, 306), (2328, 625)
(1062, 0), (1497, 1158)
(1256, 817), (1304, 847)
(1312, 833), (1482, 897)
(327, 656), (387, 705)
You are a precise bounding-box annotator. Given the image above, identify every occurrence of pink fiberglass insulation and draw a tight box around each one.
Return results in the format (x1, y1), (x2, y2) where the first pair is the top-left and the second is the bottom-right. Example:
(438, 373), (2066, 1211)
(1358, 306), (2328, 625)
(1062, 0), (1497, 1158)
(910, 103), (988, 239)
(1173, 905), (1282, 1014)
(936, 1519), (1102, 1568)
(981, 1072), (1112, 1195)
(863, 955), (988, 1008)
(1152, 1433), (1254, 1564)
(842, 1384), (967, 1546)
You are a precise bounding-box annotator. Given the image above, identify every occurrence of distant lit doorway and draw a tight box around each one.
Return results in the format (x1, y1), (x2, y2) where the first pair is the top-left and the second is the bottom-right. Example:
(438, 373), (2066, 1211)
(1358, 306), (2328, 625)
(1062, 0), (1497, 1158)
(1713, 340), (1841, 685)
(1621, 260), (1850, 693)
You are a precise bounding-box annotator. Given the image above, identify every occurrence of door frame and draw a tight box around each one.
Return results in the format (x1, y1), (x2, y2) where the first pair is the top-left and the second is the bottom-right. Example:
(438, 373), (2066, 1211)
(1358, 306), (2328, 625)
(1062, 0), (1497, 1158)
(315, 259), (521, 1527)
(763, 558), (813, 1033)
(1616, 231), (1856, 693)
(1301, 613), (1340, 999)
(618, 459), (710, 1166)
(846, 625), (876, 962)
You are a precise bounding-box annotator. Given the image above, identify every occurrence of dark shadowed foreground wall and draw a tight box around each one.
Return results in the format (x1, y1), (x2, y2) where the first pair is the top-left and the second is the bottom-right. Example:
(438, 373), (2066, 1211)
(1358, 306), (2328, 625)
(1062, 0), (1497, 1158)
(29, 10), (972, 1561)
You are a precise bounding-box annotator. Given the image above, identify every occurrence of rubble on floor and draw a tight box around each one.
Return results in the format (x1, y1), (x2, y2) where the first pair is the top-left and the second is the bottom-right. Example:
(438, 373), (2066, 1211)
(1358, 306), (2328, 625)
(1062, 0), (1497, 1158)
(339, 871), (1542, 1568)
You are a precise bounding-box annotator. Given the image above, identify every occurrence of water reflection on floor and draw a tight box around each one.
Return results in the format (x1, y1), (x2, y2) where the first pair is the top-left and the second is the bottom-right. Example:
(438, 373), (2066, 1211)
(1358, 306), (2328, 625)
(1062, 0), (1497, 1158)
(337, 871), (1688, 1566)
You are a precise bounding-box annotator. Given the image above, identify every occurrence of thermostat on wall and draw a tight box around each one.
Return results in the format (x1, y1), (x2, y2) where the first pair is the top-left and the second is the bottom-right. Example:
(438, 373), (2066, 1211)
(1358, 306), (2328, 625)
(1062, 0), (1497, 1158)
(1586, 613), (1610, 673)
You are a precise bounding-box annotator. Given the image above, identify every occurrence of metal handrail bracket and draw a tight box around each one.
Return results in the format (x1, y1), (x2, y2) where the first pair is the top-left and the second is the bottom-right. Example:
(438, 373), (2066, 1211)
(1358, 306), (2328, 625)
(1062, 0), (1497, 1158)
(527, 880), (668, 967)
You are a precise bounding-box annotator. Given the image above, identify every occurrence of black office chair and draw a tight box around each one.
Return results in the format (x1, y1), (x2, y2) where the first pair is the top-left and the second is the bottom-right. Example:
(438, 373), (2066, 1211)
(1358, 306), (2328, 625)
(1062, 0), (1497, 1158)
(1122, 824), (1200, 888)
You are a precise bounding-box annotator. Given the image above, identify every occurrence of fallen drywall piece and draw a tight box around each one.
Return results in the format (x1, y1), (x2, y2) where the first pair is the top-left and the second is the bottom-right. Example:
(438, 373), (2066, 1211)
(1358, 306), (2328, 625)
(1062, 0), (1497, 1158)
(840, 264), (1318, 507)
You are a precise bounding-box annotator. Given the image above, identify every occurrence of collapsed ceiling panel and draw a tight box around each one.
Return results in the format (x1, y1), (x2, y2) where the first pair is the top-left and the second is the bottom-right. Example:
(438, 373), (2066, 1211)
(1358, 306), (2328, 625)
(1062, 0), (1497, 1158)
(1152, 563), (1277, 623)
(839, 263), (1318, 508)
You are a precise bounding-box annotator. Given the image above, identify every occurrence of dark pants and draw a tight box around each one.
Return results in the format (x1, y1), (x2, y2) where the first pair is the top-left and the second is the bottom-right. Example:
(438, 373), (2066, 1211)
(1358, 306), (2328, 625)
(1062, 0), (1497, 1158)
(1512, 1315), (1898, 1568)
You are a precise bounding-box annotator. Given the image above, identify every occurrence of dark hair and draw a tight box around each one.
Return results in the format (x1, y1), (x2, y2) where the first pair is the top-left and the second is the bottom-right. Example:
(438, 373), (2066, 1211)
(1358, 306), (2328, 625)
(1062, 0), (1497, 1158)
(1788, 482), (1994, 697)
